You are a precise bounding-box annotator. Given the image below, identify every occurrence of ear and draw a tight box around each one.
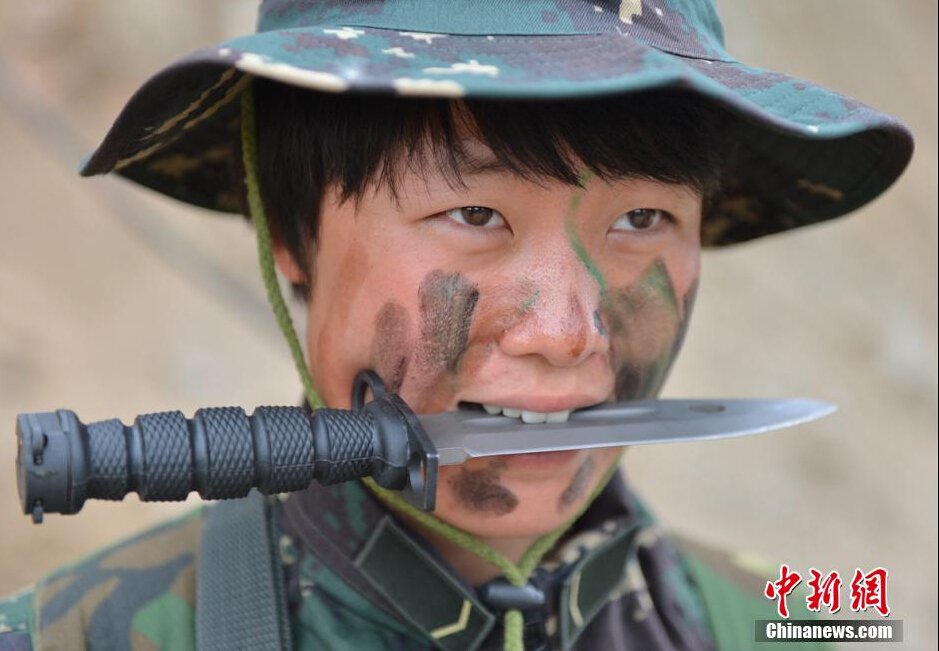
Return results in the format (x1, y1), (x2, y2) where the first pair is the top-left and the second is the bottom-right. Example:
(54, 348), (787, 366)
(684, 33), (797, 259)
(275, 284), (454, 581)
(272, 238), (306, 284)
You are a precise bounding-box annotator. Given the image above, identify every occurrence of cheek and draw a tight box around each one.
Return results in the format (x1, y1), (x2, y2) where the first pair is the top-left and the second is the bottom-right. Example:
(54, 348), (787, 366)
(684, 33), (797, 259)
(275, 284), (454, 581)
(305, 244), (372, 406)
(307, 242), (425, 407)
(369, 302), (412, 393)
(391, 271), (538, 412)
(602, 256), (698, 399)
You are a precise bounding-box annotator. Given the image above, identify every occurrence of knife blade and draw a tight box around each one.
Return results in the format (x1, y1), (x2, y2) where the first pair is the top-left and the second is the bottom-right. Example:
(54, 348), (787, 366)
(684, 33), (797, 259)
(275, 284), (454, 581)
(418, 398), (836, 465)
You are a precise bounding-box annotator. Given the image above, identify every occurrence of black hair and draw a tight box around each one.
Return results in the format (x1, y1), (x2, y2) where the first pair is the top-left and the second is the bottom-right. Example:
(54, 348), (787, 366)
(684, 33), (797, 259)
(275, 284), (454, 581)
(254, 79), (731, 298)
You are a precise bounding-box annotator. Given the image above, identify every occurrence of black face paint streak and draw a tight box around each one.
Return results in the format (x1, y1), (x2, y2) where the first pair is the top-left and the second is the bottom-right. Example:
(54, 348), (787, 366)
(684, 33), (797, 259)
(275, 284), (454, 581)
(593, 308), (608, 339)
(370, 301), (411, 392)
(604, 257), (696, 400)
(448, 459), (518, 516)
(558, 456), (596, 511)
(418, 270), (480, 374)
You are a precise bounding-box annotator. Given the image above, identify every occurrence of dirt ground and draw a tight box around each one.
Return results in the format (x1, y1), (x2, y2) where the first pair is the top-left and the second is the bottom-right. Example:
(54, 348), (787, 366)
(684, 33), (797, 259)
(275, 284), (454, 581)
(1, 1), (935, 648)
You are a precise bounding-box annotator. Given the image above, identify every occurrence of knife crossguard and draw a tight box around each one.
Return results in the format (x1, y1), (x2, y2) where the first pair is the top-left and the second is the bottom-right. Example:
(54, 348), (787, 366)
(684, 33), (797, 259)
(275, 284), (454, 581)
(16, 373), (438, 522)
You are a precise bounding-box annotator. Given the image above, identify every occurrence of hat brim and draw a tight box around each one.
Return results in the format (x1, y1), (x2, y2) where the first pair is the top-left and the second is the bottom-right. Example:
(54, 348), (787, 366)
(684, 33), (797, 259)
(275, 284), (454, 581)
(80, 26), (913, 246)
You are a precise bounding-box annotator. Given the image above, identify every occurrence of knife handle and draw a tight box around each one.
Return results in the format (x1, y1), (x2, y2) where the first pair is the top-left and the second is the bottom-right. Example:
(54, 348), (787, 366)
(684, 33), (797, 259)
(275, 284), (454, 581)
(15, 394), (437, 522)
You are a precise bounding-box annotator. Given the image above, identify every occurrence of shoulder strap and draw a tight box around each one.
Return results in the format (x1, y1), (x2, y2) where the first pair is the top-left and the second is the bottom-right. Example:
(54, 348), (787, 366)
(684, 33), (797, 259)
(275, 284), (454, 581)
(196, 491), (292, 651)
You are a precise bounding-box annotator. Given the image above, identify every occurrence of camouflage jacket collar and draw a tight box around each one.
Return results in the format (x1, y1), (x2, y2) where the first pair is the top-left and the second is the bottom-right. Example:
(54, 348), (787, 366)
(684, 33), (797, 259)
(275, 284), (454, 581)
(277, 473), (715, 650)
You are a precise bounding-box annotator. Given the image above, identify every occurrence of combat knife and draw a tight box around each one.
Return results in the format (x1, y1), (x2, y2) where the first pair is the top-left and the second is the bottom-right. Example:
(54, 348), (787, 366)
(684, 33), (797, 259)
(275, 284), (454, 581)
(15, 371), (834, 521)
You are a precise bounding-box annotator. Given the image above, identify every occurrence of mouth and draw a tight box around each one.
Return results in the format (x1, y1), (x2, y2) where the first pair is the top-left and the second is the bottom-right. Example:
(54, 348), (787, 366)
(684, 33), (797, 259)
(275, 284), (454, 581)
(457, 399), (604, 424)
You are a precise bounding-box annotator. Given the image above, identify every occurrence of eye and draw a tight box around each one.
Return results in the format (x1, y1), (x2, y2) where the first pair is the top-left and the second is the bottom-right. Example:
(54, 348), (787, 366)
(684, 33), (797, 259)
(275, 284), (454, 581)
(443, 206), (507, 229)
(611, 208), (669, 232)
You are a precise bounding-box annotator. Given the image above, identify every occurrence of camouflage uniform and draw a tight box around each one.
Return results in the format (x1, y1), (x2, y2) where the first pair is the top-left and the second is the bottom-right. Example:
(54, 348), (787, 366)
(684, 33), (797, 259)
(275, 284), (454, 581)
(0, 472), (829, 650)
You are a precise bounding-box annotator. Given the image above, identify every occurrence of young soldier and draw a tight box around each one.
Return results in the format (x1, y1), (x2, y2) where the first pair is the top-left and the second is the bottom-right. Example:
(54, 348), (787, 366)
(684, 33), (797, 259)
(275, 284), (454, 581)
(0, 1), (912, 650)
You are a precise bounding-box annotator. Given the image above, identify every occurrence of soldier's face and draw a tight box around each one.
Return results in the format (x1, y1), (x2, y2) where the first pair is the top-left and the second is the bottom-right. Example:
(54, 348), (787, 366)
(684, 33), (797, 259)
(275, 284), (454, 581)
(274, 141), (701, 539)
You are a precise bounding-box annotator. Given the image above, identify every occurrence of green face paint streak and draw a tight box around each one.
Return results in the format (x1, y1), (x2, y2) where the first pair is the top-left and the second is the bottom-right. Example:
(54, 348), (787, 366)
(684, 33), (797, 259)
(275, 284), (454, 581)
(565, 219), (607, 295)
(564, 172), (609, 299)
(641, 258), (680, 318)
(518, 287), (541, 314)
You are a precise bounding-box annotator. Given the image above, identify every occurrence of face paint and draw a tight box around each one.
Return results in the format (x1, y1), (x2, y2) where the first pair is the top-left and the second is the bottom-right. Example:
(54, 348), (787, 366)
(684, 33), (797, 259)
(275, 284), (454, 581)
(447, 459), (519, 516)
(517, 281), (540, 315)
(557, 455), (596, 511)
(592, 307), (608, 339)
(563, 290), (589, 359)
(418, 270), (480, 374)
(564, 170), (610, 296)
(603, 258), (696, 400)
(369, 301), (412, 392)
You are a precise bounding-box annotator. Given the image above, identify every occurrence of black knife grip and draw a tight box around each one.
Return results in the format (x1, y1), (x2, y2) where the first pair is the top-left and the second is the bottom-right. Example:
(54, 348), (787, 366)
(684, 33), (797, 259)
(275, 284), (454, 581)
(15, 398), (429, 521)
(311, 408), (376, 484)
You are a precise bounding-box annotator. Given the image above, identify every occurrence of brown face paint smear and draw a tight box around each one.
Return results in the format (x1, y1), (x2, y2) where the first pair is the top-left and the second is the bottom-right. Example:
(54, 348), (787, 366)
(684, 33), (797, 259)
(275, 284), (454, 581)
(418, 270), (480, 373)
(369, 301), (412, 393)
(564, 290), (589, 360)
(448, 460), (518, 516)
(557, 456), (596, 511)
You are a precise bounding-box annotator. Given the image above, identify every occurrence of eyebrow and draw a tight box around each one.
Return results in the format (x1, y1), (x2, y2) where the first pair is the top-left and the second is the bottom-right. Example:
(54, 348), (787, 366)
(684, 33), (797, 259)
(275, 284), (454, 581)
(460, 157), (513, 175)
(434, 135), (523, 176)
(450, 148), (515, 177)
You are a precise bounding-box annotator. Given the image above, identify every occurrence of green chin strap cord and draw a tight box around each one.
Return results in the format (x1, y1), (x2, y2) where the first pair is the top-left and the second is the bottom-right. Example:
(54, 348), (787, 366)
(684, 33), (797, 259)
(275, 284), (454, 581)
(240, 83), (325, 411)
(241, 82), (623, 651)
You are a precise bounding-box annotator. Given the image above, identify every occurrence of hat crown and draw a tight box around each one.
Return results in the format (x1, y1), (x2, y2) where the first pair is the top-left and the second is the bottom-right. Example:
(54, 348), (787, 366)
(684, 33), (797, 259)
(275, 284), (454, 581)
(257, 0), (727, 59)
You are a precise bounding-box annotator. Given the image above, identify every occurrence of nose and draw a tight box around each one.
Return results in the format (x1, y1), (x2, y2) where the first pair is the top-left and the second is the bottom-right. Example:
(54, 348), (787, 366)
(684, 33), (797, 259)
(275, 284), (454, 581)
(498, 251), (608, 368)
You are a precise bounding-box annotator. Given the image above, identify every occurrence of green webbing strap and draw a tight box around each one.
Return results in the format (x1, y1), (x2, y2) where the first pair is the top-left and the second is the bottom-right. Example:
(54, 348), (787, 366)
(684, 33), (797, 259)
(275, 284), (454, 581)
(241, 80), (624, 651)
(196, 491), (292, 651)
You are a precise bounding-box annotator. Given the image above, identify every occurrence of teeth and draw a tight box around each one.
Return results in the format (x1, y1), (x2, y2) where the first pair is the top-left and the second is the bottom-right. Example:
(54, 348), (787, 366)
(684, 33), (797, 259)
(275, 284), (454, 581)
(481, 404), (571, 423)
(521, 410), (546, 424)
(545, 410), (571, 423)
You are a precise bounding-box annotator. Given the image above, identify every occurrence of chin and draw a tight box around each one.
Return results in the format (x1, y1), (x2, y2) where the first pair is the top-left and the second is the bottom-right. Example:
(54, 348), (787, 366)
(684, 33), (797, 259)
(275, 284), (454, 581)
(432, 449), (608, 539)
(436, 500), (576, 540)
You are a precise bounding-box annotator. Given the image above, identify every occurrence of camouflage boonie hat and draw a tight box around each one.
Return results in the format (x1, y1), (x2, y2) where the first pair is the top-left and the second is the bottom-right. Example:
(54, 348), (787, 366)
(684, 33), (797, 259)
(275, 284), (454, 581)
(80, 0), (913, 246)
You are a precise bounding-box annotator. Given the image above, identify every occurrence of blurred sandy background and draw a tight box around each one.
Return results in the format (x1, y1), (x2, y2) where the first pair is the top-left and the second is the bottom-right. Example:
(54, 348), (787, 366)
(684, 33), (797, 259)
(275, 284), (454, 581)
(0, 1), (935, 648)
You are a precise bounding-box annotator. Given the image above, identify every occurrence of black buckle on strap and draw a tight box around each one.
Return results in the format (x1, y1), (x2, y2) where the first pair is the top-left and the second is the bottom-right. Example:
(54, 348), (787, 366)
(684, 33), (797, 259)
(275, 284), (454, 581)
(478, 579), (546, 612)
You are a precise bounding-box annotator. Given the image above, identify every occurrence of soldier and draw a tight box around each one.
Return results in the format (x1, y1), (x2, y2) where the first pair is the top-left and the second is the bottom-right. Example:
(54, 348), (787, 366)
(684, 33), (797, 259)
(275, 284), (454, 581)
(0, 1), (913, 650)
